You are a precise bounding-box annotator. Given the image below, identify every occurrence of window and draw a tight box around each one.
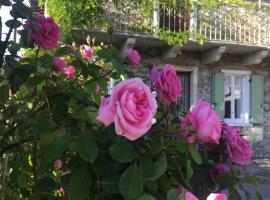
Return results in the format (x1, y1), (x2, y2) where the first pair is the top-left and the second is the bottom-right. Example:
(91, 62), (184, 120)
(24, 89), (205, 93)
(171, 67), (198, 115)
(171, 72), (191, 114)
(222, 70), (251, 125)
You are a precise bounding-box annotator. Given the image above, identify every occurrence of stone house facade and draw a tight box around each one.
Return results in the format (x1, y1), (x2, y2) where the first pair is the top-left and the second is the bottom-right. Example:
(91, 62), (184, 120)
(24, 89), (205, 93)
(126, 51), (270, 159)
(80, 1), (270, 159)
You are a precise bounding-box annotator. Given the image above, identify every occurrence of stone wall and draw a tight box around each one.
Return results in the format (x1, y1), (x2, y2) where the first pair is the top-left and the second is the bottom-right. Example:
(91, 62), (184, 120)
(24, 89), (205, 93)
(128, 50), (270, 158)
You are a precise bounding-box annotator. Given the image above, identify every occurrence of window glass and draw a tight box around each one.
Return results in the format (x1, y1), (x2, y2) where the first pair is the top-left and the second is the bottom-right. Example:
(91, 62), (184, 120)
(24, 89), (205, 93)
(224, 76), (232, 118)
(171, 72), (191, 115)
(223, 71), (250, 125)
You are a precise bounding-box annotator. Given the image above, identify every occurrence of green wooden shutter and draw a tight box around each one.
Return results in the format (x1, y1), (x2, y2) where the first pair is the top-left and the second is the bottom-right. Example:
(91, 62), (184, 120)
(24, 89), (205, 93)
(251, 75), (264, 124)
(212, 73), (224, 120)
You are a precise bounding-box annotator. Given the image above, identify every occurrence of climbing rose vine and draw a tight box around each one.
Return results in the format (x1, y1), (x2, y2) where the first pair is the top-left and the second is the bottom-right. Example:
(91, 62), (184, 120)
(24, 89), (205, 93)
(0, 4), (261, 200)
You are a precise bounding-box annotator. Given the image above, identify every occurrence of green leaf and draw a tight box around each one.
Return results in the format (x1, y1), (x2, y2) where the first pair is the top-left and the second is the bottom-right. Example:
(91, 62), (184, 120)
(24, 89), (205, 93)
(216, 172), (236, 189)
(167, 189), (178, 200)
(68, 168), (92, 200)
(0, 83), (9, 104)
(76, 134), (98, 163)
(148, 152), (167, 181)
(111, 57), (125, 75)
(110, 141), (138, 163)
(33, 177), (57, 194)
(0, 0), (11, 6)
(42, 135), (72, 164)
(243, 174), (259, 189)
(187, 144), (202, 165)
(11, 3), (32, 19)
(55, 46), (74, 56)
(157, 174), (171, 194)
(34, 118), (56, 136)
(5, 19), (22, 28)
(186, 160), (193, 181)
(101, 175), (120, 194)
(144, 181), (158, 194)
(119, 164), (143, 199)
(17, 172), (28, 188)
(136, 193), (156, 200)
(140, 157), (155, 179)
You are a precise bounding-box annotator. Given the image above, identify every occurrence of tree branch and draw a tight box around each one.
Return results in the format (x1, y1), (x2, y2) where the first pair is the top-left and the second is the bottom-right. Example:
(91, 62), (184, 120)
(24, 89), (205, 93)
(0, 136), (36, 155)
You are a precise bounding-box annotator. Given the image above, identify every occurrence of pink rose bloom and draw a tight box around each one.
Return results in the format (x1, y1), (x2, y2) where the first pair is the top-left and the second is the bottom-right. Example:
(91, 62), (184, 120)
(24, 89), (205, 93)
(96, 78), (157, 141)
(97, 96), (112, 124)
(209, 163), (230, 179)
(24, 15), (60, 50)
(65, 65), (75, 78)
(80, 45), (93, 61)
(127, 48), (141, 65)
(54, 159), (63, 169)
(223, 123), (253, 165)
(150, 64), (182, 104)
(189, 100), (221, 144)
(52, 57), (65, 73)
(207, 193), (227, 200)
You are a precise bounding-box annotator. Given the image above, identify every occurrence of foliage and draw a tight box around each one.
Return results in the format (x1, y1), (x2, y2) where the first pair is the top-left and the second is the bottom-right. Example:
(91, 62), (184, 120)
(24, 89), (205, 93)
(0, 1), (262, 200)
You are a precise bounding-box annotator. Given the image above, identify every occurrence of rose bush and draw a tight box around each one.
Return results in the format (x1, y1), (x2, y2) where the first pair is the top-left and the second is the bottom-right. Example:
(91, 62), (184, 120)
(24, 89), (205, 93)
(0, 2), (261, 200)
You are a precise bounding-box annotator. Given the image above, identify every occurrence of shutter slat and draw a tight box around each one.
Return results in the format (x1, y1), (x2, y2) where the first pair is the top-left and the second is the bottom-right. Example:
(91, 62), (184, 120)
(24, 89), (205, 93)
(251, 75), (264, 124)
(212, 73), (225, 120)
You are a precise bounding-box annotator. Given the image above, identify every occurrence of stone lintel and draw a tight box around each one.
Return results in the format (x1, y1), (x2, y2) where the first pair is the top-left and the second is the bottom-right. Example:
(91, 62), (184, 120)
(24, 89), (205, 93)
(202, 46), (226, 64)
(241, 50), (268, 65)
(120, 38), (136, 57)
(161, 45), (181, 59)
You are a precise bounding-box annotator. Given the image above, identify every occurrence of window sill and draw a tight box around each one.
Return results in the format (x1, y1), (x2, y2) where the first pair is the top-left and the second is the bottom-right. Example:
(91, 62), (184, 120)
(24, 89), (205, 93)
(223, 120), (253, 127)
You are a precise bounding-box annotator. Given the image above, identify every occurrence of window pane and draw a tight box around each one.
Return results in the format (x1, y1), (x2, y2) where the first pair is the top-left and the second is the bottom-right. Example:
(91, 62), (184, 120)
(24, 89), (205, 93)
(234, 76), (243, 119)
(224, 76), (231, 118)
(172, 72), (191, 115)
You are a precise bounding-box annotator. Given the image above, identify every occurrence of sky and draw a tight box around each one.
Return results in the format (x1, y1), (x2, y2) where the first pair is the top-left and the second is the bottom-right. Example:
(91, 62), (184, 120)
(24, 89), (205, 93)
(1, 0), (30, 41)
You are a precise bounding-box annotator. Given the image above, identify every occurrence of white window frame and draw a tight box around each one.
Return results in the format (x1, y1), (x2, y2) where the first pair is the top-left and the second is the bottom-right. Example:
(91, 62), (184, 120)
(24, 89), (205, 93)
(222, 70), (252, 127)
(175, 66), (198, 109)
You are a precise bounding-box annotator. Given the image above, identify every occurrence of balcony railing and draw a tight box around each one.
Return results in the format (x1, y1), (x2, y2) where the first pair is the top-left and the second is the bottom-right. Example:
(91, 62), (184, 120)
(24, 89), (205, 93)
(96, 1), (270, 47)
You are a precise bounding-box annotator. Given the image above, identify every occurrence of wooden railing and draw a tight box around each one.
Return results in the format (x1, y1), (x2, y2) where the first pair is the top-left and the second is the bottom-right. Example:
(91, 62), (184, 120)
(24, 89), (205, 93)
(98, 1), (270, 47)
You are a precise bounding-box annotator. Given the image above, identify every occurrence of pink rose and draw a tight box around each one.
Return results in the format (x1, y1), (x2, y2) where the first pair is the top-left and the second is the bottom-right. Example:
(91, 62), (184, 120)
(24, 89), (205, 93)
(52, 57), (65, 73)
(189, 100), (221, 144)
(209, 163), (230, 179)
(97, 96), (112, 125)
(223, 123), (253, 165)
(80, 45), (93, 61)
(54, 159), (63, 169)
(150, 64), (182, 104)
(207, 193), (227, 200)
(65, 65), (75, 78)
(24, 15), (60, 50)
(96, 78), (157, 141)
(127, 48), (141, 65)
